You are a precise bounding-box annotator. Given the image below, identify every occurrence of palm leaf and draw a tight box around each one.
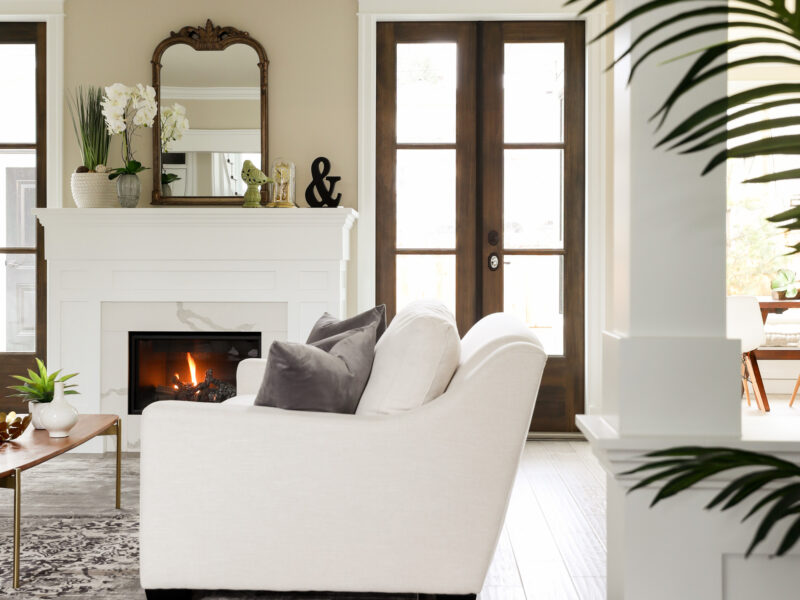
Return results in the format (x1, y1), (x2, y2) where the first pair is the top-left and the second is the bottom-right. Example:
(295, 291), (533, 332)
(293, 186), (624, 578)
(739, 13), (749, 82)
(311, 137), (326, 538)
(702, 134), (800, 174)
(777, 515), (800, 556)
(746, 168), (800, 183)
(626, 22), (792, 84)
(592, 3), (791, 45)
(654, 53), (800, 128)
(571, 0), (800, 229)
(624, 448), (800, 556)
(665, 97), (800, 151)
(680, 117), (800, 154)
(657, 84), (800, 148)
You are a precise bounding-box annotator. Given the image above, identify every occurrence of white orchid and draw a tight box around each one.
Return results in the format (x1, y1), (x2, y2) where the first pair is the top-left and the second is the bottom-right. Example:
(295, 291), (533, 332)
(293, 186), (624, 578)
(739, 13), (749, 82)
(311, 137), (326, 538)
(101, 82), (158, 176)
(160, 103), (189, 153)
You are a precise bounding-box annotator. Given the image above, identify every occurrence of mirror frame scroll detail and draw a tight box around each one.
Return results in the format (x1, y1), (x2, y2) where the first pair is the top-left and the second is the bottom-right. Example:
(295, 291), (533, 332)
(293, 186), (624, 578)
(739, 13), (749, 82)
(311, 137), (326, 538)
(151, 19), (269, 205)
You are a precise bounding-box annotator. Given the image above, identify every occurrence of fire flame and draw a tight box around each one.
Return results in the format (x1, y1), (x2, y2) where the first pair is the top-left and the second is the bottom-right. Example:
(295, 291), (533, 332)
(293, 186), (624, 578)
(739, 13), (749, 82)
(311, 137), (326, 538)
(186, 352), (198, 386)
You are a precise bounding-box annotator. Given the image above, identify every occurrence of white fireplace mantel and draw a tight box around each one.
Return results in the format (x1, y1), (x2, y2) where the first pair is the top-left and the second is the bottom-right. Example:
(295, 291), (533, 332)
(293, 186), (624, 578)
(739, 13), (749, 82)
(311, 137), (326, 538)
(34, 207), (357, 261)
(34, 207), (357, 452)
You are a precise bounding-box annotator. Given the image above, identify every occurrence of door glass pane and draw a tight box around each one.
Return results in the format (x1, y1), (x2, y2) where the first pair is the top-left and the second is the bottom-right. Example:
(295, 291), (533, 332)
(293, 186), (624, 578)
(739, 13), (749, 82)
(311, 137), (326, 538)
(0, 151), (37, 248)
(0, 253), (36, 352)
(504, 43), (564, 143)
(396, 149), (456, 249)
(0, 45), (36, 143)
(396, 254), (456, 316)
(504, 149), (563, 249)
(397, 43), (457, 143)
(504, 255), (563, 355)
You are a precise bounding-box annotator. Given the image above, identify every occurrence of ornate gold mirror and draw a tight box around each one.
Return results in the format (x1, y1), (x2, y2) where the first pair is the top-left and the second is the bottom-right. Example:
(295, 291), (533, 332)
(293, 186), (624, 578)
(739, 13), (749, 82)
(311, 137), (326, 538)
(151, 20), (268, 205)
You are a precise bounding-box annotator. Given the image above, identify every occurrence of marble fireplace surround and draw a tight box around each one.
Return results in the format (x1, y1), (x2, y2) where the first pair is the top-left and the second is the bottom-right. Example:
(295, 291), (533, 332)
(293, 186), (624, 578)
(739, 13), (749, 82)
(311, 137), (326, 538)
(34, 208), (357, 452)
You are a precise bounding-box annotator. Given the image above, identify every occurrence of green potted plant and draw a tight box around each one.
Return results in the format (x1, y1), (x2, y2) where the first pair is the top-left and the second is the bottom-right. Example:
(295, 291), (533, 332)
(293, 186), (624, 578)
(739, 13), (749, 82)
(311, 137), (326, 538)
(771, 269), (799, 300)
(8, 359), (78, 430)
(161, 172), (181, 197)
(68, 86), (115, 208)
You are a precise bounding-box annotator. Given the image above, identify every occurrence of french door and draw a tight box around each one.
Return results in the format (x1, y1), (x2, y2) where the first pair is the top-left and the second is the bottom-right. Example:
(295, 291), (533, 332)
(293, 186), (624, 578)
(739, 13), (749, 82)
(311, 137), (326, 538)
(376, 21), (585, 433)
(0, 23), (47, 412)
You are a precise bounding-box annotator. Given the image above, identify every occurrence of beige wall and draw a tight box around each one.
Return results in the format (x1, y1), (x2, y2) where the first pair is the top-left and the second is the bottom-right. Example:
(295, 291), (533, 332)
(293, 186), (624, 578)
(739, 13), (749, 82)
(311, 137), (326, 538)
(169, 99), (261, 130)
(64, 0), (359, 312)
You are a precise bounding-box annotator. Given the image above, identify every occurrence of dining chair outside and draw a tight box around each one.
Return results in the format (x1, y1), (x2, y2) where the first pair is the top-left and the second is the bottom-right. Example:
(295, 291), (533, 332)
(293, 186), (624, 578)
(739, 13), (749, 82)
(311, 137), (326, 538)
(727, 295), (769, 413)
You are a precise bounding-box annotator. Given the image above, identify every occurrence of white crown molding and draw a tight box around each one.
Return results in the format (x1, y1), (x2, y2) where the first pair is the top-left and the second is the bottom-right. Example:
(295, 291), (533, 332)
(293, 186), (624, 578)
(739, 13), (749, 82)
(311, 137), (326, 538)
(358, 0), (576, 19)
(161, 86), (260, 101)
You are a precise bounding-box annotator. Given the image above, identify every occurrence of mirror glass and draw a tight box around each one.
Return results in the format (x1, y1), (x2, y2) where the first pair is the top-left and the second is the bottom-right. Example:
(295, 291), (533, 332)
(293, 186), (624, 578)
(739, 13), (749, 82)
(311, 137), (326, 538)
(159, 43), (261, 197)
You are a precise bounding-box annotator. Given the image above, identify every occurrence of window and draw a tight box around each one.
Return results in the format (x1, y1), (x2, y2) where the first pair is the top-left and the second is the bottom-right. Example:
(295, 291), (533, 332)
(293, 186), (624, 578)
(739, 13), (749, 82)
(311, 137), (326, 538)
(0, 23), (47, 411)
(727, 102), (800, 296)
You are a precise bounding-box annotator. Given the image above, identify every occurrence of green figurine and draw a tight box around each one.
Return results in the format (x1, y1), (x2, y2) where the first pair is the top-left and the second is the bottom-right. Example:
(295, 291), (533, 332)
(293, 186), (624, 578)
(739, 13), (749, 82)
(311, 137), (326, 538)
(241, 160), (272, 208)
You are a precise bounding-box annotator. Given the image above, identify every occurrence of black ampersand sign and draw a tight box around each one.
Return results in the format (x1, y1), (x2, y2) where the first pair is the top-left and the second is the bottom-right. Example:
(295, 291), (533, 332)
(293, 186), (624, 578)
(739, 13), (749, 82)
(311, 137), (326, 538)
(305, 156), (342, 207)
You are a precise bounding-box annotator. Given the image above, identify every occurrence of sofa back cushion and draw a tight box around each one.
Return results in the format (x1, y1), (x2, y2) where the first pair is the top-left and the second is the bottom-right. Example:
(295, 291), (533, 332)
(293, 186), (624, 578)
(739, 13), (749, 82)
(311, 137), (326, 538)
(356, 300), (461, 416)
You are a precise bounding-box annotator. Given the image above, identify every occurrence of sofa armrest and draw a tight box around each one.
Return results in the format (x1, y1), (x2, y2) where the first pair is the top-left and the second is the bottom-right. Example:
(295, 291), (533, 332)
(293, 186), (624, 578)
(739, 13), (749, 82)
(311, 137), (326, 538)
(235, 357), (267, 395)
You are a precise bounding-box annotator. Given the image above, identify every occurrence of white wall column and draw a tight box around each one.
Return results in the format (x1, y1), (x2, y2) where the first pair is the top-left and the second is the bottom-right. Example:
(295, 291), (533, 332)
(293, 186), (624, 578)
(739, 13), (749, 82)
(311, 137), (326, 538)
(578, 0), (800, 597)
(601, 0), (740, 437)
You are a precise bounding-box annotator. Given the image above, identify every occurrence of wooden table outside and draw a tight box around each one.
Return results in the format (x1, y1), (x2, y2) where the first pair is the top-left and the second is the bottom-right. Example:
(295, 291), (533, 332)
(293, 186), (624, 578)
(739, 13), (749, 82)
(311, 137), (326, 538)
(0, 414), (121, 589)
(743, 299), (800, 413)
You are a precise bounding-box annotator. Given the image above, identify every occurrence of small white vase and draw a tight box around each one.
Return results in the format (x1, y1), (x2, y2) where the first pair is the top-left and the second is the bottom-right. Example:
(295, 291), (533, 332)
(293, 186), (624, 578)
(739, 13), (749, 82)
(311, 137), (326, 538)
(28, 401), (47, 429)
(41, 382), (78, 438)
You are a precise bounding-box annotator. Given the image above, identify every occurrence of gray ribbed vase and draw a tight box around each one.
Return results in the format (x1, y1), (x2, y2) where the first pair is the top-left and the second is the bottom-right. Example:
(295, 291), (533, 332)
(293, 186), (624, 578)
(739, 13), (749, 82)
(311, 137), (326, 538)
(116, 173), (140, 208)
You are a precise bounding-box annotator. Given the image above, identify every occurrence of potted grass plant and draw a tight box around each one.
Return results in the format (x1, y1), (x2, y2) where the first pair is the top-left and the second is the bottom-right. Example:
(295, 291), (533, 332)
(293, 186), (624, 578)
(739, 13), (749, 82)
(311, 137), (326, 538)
(69, 86), (116, 208)
(8, 359), (79, 430)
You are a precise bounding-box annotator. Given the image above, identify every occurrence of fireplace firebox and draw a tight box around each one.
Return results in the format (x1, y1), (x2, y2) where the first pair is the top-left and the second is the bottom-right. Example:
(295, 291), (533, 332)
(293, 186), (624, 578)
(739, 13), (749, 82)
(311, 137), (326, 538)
(128, 332), (261, 415)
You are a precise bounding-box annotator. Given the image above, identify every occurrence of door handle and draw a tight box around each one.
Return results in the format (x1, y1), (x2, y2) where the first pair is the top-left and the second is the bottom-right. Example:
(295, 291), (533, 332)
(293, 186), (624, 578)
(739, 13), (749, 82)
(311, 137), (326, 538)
(488, 252), (501, 271)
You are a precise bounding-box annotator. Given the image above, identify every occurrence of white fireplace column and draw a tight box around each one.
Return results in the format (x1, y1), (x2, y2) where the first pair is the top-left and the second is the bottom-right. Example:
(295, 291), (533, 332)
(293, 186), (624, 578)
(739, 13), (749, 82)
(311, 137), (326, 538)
(578, 0), (800, 597)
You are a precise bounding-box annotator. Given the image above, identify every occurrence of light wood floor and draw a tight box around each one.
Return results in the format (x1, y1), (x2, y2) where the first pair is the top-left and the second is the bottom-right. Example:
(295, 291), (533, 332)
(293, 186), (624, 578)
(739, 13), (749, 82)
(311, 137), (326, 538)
(0, 440), (607, 599)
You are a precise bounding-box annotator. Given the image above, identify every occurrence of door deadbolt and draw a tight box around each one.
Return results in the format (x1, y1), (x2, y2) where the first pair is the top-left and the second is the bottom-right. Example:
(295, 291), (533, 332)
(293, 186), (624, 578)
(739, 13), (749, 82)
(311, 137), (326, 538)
(488, 253), (500, 271)
(488, 230), (499, 246)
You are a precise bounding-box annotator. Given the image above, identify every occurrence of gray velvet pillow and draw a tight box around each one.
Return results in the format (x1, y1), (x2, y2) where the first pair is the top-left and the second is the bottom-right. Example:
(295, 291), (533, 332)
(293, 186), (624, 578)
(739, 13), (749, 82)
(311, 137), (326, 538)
(306, 305), (386, 344)
(254, 322), (377, 413)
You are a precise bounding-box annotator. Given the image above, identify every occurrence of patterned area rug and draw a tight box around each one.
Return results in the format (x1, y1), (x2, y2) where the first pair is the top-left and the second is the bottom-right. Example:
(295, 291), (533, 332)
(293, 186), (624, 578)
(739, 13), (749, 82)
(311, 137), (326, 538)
(0, 515), (394, 599)
(0, 514), (143, 599)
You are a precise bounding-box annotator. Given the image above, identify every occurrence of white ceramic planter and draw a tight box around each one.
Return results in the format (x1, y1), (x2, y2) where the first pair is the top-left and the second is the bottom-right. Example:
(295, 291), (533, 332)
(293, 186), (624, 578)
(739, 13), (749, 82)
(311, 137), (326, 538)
(71, 172), (118, 208)
(28, 401), (46, 429)
(41, 382), (78, 438)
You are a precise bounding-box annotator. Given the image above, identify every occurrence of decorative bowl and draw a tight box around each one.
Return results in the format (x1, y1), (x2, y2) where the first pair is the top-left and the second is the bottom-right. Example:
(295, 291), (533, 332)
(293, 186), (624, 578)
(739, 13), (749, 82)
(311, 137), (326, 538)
(0, 411), (33, 445)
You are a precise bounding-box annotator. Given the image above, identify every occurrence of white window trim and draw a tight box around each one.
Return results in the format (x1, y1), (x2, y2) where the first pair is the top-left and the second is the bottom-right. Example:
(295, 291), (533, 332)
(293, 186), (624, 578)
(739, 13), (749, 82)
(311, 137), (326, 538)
(357, 0), (609, 414)
(0, 0), (65, 208)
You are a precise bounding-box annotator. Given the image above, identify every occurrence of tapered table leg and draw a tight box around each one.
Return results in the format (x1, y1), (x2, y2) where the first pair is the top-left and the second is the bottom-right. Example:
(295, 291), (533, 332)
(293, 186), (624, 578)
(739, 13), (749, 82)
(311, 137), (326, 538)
(13, 468), (21, 589)
(116, 418), (122, 510)
(746, 352), (770, 413)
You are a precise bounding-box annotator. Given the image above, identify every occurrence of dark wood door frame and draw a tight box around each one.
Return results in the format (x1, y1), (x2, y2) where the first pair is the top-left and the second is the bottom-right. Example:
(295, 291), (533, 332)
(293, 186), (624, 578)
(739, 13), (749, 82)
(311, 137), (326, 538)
(0, 22), (47, 412)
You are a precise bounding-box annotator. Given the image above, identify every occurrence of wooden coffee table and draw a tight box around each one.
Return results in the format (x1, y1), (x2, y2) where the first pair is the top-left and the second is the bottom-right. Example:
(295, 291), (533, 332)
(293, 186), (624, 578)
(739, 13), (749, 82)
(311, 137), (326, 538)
(0, 413), (121, 588)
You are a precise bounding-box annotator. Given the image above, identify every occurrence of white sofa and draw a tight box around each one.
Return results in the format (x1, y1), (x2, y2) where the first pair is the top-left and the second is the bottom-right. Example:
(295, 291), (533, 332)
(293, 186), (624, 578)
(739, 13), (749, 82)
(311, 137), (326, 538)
(140, 313), (547, 598)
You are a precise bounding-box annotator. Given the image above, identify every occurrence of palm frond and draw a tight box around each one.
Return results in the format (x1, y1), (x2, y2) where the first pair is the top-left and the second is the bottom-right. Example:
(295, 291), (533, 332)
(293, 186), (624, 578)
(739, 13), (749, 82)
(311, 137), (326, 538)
(623, 447), (800, 555)
(573, 0), (800, 228)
